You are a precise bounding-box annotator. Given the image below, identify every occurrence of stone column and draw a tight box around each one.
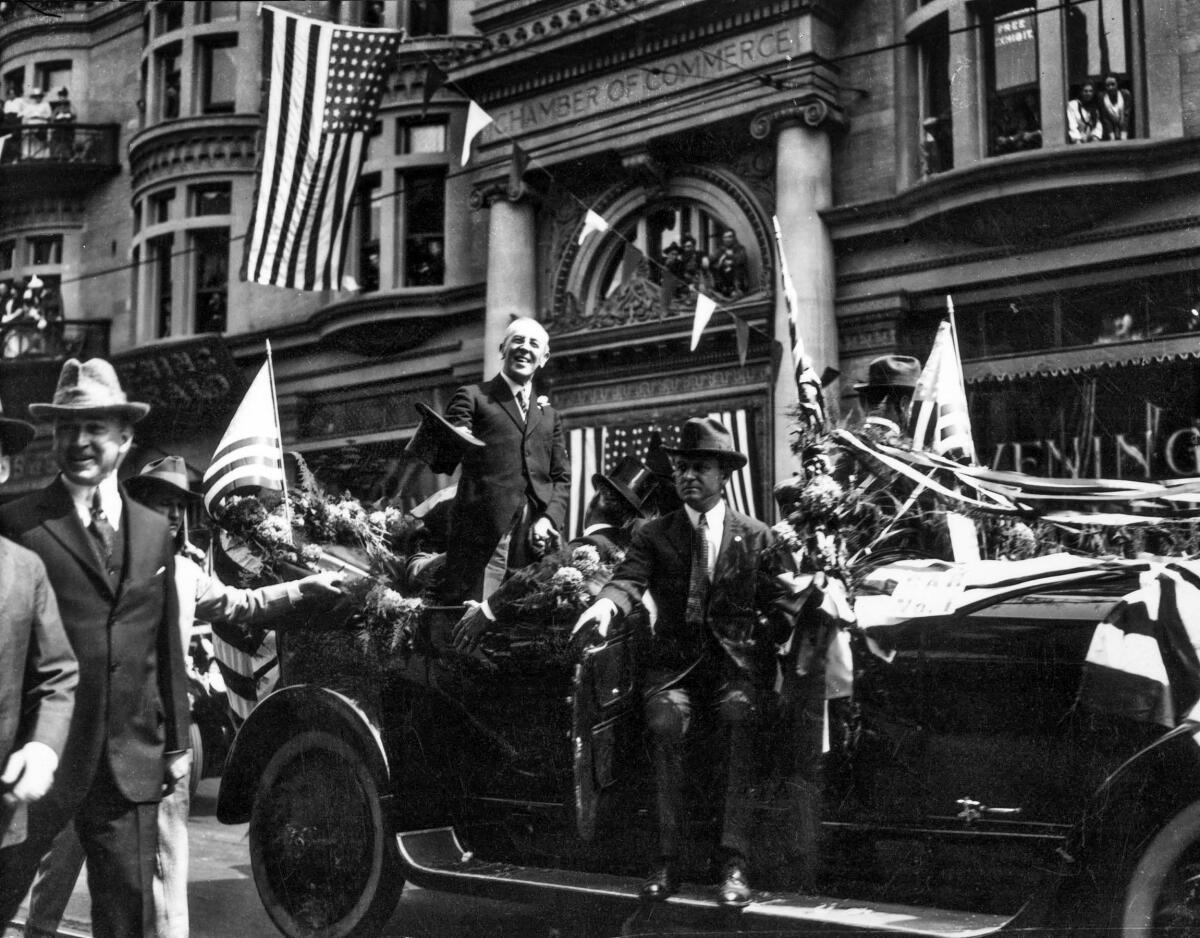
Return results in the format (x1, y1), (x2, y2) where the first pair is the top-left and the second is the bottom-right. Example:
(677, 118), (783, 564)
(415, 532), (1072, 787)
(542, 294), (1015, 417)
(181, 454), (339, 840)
(476, 185), (537, 378)
(751, 100), (840, 500)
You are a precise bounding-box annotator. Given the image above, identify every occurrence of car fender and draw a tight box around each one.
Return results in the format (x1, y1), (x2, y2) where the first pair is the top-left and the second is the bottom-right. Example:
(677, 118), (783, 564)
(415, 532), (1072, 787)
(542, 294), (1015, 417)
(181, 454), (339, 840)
(216, 683), (390, 825)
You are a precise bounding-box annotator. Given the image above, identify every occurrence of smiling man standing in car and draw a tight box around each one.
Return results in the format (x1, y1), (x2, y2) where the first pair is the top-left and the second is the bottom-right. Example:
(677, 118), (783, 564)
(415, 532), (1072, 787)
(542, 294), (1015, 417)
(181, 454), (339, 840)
(441, 316), (571, 603)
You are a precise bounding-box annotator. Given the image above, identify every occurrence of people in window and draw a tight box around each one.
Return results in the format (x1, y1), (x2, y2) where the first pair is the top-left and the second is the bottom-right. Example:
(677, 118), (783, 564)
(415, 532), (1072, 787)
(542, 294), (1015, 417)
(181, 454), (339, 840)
(50, 88), (75, 160)
(711, 228), (749, 300)
(21, 87), (51, 158)
(678, 235), (711, 295)
(408, 238), (444, 286)
(1100, 75), (1133, 141)
(992, 93), (1041, 154)
(1067, 82), (1103, 144)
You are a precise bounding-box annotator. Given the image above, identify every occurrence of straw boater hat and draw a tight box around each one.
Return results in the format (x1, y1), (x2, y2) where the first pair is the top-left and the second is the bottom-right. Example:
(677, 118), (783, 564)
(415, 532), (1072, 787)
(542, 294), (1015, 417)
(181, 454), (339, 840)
(0, 396), (35, 455)
(126, 455), (199, 503)
(592, 456), (656, 517)
(853, 355), (921, 401)
(28, 358), (150, 423)
(663, 417), (748, 471)
(405, 402), (484, 475)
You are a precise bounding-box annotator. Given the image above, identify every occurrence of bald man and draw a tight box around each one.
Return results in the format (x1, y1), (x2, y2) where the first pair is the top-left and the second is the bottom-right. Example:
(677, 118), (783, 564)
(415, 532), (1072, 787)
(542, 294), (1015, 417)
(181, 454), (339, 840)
(441, 317), (570, 602)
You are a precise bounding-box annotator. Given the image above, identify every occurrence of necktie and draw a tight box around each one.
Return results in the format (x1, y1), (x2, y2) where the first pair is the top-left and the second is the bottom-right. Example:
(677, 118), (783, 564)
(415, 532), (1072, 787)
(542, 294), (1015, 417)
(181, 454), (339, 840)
(516, 387), (529, 420)
(685, 513), (710, 625)
(89, 489), (115, 562)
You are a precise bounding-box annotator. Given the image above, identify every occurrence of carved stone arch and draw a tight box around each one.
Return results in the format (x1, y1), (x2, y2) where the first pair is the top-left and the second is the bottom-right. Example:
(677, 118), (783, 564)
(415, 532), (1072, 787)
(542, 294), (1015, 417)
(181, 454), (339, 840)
(548, 164), (773, 334)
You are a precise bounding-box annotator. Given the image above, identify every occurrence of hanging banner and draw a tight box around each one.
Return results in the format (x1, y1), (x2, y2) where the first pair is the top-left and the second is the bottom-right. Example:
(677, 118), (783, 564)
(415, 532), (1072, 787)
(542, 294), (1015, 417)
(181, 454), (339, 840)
(993, 8), (1038, 92)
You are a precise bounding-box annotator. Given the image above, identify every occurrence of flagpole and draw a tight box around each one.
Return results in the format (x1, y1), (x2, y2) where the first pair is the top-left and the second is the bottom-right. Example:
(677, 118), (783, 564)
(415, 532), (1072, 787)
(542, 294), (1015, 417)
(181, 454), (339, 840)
(944, 294), (976, 465)
(264, 340), (293, 538)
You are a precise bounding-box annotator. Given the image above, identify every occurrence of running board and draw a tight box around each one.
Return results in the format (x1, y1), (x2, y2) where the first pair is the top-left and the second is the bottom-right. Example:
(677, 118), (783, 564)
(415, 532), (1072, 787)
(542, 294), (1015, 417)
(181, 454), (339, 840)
(396, 827), (1015, 937)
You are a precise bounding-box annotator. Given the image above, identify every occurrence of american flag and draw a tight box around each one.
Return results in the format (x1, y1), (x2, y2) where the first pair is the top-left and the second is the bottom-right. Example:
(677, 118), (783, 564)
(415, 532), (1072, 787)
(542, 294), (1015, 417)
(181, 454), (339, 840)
(909, 319), (976, 464)
(202, 361), (285, 515)
(772, 216), (826, 431)
(242, 6), (401, 291)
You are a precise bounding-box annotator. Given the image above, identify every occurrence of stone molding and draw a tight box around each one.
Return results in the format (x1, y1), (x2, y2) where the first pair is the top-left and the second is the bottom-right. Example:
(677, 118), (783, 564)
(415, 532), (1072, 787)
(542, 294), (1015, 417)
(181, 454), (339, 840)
(749, 97), (840, 139)
(128, 116), (260, 194)
(837, 307), (905, 356)
(0, 198), (87, 231)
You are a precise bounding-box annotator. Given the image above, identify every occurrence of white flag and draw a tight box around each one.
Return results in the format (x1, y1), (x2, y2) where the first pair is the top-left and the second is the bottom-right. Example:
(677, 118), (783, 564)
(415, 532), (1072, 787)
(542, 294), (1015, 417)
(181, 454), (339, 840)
(461, 100), (494, 166)
(202, 363), (285, 515)
(691, 293), (717, 352)
(577, 209), (610, 246)
(909, 319), (976, 463)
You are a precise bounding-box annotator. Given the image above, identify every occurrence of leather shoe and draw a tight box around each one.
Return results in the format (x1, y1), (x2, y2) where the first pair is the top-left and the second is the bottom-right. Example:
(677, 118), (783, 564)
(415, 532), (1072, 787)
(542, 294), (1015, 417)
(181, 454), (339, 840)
(640, 860), (677, 901)
(717, 856), (751, 907)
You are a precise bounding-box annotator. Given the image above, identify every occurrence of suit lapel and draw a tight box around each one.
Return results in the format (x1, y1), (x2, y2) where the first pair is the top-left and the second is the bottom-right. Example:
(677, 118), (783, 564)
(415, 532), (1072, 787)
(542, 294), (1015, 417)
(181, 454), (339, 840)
(524, 393), (542, 436)
(488, 376), (525, 431)
(38, 477), (114, 598)
(712, 506), (742, 584)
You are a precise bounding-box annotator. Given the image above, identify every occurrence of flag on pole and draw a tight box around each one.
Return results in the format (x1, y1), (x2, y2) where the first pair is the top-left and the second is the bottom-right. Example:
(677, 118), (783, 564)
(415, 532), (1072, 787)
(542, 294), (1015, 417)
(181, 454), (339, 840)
(242, 6), (402, 292)
(909, 319), (977, 463)
(461, 100), (494, 165)
(578, 209), (610, 246)
(690, 293), (716, 351)
(772, 215), (826, 430)
(202, 362), (286, 515)
(421, 61), (448, 117)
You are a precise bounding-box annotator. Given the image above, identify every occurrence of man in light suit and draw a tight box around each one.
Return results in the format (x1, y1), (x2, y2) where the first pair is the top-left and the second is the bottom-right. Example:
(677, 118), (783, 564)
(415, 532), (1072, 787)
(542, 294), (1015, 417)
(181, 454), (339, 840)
(442, 317), (571, 602)
(0, 359), (190, 938)
(574, 418), (796, 907)
(0, 398), (77, 849)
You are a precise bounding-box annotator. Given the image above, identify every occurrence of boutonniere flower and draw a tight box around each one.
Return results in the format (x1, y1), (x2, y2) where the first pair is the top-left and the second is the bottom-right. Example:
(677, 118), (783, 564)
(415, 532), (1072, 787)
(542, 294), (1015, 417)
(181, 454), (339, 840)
(536, 395), (550, 411)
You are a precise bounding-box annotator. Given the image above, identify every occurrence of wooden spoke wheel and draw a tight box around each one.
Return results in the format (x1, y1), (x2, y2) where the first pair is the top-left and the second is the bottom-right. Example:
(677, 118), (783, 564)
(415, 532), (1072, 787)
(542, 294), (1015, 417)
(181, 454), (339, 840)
(250, 730), (402, 938)
(1124, 801), (1200, 937)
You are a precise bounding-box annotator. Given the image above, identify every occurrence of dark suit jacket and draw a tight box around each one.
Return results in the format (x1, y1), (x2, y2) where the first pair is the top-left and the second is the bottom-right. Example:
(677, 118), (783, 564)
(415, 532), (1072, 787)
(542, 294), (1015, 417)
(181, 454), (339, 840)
(598, 505), (793, 679)
(0, 478), (190, 807)
(444, 375), (570, 600)
(0, 536), (77, 847)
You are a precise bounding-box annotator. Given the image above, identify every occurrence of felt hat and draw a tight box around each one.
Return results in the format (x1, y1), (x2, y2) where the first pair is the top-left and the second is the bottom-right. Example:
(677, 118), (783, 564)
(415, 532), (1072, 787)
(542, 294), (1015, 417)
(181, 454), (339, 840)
(853, 355), (922, 396)
(592, 456), (656, 517)
(405, 402), (484, 475)
(28, 88), (43, 97)
(0, 395), (35, 456)
(126, 455), (199, 502)
(29, 358), (150, 423)
(663, 417), (748, 471)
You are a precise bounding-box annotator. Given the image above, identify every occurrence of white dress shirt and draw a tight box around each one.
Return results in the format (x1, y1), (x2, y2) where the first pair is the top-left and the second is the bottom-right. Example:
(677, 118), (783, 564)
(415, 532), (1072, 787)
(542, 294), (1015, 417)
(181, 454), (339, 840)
(683, 499), (725, 577)
(499, 372), (531, 415)
(61, 473), (123, 532)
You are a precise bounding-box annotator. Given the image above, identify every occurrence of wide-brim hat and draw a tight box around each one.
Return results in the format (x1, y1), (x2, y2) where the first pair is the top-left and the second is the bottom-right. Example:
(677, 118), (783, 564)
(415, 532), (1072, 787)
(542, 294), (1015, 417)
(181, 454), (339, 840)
(405, 402), (484, 475)
(28, 358), (150, 422)
(592, 456), (655, 517)
(853, 355), (922, 396)
(126, 455), (200, 502)
(663, 417), (748, 471)
(0, 396), (35, 455)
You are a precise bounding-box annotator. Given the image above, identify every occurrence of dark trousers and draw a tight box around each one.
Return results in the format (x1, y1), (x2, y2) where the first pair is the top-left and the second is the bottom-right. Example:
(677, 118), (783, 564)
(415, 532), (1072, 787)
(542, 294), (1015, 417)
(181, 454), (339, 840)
(0, 758), (158, 938)
(643, 664), (759, 861)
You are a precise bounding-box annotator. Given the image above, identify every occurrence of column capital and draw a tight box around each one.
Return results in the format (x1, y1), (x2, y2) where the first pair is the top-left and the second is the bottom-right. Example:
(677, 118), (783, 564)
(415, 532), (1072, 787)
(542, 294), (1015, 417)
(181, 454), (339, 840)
(749, 97), (842, 141)
(469, 178), (543, 210)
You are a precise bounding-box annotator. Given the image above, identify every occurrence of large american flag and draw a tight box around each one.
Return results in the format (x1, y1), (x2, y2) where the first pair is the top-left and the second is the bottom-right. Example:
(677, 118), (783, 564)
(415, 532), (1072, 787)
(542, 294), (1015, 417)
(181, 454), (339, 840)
(909, 319), (976, 464)
(242, 6), (401, 291)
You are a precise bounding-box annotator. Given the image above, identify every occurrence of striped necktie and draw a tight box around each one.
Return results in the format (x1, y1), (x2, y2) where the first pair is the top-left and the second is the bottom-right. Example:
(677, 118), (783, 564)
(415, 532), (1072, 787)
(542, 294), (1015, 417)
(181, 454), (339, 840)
(89, 489), (116, 561)
(685, 513), (709, 625)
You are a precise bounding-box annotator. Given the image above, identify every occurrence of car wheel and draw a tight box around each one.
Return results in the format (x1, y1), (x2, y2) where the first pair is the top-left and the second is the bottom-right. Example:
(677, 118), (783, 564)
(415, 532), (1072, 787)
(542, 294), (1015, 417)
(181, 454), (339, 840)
(1124, 800), (1200, 936)
(250, 730), (402, 938)
(188, 721), (204, 798)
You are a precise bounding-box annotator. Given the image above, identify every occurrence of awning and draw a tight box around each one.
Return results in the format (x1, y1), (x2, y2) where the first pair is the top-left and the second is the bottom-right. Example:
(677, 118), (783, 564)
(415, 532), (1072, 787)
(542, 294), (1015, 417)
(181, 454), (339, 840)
(964, 334), (1200, 384)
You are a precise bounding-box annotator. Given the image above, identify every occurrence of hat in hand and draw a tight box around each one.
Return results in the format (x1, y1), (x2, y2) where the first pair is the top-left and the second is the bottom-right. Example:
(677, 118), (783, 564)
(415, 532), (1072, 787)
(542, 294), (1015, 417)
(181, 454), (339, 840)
(592, 456), (656, 517)
(853, 355), (921, 400)
(406, 402), (485, 475)
(664, 417), (748, 471)
(0, 395), (35, 455)
(126, 455), (199, 503)
(29, 358), (150, 423)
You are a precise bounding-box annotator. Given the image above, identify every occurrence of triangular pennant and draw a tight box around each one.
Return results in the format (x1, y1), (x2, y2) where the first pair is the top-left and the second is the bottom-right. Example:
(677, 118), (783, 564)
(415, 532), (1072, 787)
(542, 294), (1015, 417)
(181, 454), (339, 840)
(461, 100), (494, 166)
(577, 209), (610, 246)
(734, 314), (750, 367)
(620, 240), (641, 282)
(422, 62), (447, 117)
(690, 293), (717, 352)
(660, 270), (681, 311)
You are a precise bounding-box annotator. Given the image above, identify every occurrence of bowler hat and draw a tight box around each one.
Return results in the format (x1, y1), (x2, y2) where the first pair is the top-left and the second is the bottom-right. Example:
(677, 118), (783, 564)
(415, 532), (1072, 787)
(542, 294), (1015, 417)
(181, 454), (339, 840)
(126, 455), (199, 502)
(405, 402), (484, 475)
(853, 355), (921, 396)
(663, 417), (748, 471)
(592, 456), (655, 517)
(0, 395), (35, 456)
(29, 358), (150, 423)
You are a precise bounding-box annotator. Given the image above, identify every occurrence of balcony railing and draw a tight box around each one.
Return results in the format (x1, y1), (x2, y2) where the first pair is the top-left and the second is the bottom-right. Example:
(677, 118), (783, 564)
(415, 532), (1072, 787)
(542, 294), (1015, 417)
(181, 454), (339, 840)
(1, 319), (110, 362)
(0, 122), (119, 169)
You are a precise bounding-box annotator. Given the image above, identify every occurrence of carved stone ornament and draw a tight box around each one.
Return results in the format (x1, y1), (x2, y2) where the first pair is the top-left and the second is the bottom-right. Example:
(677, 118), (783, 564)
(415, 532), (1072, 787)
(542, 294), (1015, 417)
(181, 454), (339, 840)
(749, 98), (833, 140)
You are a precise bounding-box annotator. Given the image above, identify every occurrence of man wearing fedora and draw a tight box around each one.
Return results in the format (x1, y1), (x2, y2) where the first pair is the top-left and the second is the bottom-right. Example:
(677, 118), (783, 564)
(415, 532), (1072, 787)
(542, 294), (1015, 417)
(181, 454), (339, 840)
(452, 456), (657, 651)
(0, 359), (190, 938)
(573, 418), (796, 907)
(854, 354), (921, 441)
(0, 400), (77, 850)
(24, 455), (343, 938)
(441, 316), (571, 603)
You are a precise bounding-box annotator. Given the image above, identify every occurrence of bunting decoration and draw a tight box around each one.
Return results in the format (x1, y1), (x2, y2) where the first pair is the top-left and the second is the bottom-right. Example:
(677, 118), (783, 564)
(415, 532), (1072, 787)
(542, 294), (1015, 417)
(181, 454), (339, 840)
(461, 100), (494, 165)
(909, 314), (977, 464)
(577, 209), (611, 246)
(242, 6), (402, 292)
(691, 293), (717, 351)
(202, 361), (286, 516)
(421, 61), (448, 117)
(773, 216), (826, 431)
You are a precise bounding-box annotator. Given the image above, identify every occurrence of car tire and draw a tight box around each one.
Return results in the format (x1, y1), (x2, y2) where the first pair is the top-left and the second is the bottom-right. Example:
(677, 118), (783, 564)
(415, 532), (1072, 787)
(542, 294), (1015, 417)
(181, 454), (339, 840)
(250, 730), (402, 938)
(1123, 799), (1200, 936)
(188, 720), (205, 798)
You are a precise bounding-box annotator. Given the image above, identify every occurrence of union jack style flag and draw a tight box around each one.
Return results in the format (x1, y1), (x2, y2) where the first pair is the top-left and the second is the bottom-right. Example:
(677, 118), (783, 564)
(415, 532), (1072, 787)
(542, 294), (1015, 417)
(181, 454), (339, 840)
(909, 319), (976, 464)
(242, 6), (401, 291)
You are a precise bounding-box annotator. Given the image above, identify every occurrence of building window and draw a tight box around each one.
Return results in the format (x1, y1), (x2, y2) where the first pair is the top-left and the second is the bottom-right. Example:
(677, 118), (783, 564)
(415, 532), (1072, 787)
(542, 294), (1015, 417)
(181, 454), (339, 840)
(2, 68), (22, 98)
(397, 119), (447, 155)
(986, 2), (1042, 156)
(917, 17), (952, 175)
(200, 1), (239, 23)
(357, 173), (381, 292)
(133, 200), (142, 235)
(35, 61), (71, 96)
(156, 43), (183, 120)
(192, 228), (229, 334)
(364, 1), (385, 28)
(155, 0), (185, 36)
(400, 170), (444, 286)
(150, 234), (174, 338)
(1066, 0), (1133, 140)
(0, 240), (13, 272)
(149, 189), (175, 224)
(200, 36), (238, 114)
(28, 236), (62, 266)
(190, 182), (232, 216)
(406, 0), (448, 37)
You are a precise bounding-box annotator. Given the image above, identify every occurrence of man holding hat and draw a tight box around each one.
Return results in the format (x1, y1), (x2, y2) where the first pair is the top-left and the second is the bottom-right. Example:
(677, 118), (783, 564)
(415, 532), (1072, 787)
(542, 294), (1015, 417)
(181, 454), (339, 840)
(854, 354), (921, 441)
(573, 418), (796, 907)
(0, 359), (190, 938)
(441, 316), (570, 603)
(24, 455), (343, 938)
(0, 400), (77, 850)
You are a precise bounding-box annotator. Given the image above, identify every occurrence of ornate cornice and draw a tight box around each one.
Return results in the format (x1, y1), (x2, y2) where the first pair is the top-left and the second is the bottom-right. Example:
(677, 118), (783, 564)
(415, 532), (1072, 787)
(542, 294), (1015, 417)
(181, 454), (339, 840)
(750, 97), (842, 139)
(127, 115), (260, 196)
(0, 197), (87, 233)
(468, 178), (541, 210)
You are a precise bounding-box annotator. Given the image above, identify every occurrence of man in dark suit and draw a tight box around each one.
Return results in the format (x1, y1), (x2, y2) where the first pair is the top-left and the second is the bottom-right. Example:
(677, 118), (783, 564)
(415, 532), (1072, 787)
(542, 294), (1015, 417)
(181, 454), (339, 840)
(574, 418), (795, 907)
(442, 316), (571, 602)
(0, 358), (190, 938)
(0, 399), (77, 849)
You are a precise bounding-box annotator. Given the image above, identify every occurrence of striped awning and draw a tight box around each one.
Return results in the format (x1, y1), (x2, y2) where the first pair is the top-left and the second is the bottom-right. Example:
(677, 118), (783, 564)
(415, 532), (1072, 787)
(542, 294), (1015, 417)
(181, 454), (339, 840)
(964, 334), (1200, 385)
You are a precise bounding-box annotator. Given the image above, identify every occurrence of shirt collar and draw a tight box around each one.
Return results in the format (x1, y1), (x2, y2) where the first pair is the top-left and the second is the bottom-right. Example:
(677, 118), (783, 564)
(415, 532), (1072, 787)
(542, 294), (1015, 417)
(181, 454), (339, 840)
(60, 473), (122, 531)
(684, 499), (725, 531)
(499, 372), (531, 402)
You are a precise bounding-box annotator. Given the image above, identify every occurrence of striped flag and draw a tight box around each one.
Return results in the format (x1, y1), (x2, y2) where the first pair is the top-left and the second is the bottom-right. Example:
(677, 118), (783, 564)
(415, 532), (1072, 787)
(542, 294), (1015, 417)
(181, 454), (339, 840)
(202, 362), (285, 515)
(772, 215), (826, 431)
(909, 319), (976, 463)
(242, 6), (401, 291)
